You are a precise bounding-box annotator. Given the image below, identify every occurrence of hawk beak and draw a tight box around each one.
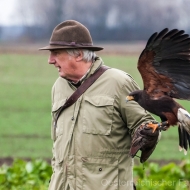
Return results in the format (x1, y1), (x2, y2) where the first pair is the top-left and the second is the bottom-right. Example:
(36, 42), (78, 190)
(126, 95), (134, 102)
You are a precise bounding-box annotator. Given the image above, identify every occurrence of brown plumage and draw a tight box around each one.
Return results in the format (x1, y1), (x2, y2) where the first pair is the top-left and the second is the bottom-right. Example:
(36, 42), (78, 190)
(126, 28), (190, 154)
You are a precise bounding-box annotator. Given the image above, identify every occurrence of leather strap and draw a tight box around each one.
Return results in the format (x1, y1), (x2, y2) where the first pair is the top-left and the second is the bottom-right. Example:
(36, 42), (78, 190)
(53, 65), (110, 128)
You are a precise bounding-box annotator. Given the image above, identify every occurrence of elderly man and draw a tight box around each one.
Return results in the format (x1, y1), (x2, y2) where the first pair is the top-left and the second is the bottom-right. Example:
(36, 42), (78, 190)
(40, 20), (159, 190)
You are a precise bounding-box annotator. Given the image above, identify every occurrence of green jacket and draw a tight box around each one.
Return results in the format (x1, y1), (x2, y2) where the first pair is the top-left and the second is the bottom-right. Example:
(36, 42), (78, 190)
(49, 57), (154, 190)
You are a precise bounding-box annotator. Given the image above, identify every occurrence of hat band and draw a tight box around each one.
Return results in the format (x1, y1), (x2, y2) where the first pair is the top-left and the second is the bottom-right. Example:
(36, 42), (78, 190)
(50, 41), (93, 47)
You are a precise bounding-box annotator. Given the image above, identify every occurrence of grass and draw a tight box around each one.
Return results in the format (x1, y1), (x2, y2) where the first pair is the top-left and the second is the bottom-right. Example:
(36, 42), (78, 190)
(0, 53), (190, 161)
(0, 53), (56, 159)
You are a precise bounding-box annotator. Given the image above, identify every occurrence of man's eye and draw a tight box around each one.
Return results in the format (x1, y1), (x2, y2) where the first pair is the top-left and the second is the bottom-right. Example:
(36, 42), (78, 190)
(52, 51), (58, 55)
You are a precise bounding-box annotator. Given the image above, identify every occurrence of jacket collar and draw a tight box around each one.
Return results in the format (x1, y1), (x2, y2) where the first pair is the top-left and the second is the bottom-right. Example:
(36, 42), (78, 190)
(86, 56), (103, 78)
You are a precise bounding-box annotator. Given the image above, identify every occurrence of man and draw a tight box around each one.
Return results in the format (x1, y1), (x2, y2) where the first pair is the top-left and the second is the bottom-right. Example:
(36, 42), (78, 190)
(40, 20), (159, 190)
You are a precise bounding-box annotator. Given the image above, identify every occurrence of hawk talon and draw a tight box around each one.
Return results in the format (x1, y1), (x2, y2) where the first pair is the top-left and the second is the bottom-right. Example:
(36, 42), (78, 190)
(146, 121), (169, 133)
(158, 125), (169, 131)
(146, 123), (160, 133)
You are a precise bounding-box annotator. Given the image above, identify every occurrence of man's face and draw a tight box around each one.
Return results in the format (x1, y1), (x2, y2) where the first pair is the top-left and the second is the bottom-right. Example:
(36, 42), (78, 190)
(48, 49), (78, 80)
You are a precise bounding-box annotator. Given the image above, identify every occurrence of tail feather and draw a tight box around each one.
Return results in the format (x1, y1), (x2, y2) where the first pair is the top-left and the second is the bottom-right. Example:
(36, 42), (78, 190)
(178, 125), (184, 151)
(183, 128), (188, 155)
(178, 124), (190, 155)
(177, 108), (190, 134)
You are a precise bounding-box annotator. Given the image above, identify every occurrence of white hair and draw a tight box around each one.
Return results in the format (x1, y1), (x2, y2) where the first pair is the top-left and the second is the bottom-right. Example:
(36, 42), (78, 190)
(66, 49), (96, 62)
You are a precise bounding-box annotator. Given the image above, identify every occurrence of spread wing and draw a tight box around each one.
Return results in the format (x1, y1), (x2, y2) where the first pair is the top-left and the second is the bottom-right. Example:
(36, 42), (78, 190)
(138, 28), (190, 100)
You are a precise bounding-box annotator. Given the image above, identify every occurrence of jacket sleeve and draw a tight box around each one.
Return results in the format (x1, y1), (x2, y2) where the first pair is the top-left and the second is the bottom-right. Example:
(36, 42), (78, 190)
(119, 73), (156, 137)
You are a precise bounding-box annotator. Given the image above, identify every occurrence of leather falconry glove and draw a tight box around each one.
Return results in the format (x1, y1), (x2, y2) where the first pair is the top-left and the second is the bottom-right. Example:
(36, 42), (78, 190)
(129, 121), (160, 163)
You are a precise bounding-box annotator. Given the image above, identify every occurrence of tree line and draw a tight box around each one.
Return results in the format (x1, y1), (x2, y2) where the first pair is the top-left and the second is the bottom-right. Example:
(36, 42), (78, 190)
(12, 0), (190, 42)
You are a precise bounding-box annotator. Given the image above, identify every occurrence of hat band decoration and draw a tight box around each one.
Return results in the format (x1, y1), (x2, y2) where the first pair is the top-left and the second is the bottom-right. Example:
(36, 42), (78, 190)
(50, 41), (93, 47)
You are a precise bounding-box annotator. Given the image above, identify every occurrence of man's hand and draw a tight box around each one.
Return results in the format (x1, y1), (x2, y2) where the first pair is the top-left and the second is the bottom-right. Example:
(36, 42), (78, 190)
(129, 121), (160, 163)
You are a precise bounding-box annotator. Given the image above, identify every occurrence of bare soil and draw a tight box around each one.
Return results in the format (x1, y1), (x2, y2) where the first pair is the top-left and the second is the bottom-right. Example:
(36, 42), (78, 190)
(0, 42), (146, 56)
(0, 157), (51, 166)
(0, 156), (180, 167)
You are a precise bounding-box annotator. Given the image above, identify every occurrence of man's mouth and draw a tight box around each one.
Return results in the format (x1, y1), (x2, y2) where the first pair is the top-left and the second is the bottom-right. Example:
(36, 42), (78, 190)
(56, 66), (61, 72)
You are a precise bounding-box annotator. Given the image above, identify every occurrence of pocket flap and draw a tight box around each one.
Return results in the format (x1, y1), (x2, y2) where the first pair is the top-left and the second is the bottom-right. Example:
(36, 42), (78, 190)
(52, 98), (67, 112)
(82, 157), (118, 165)
(84, 96), (114, 107)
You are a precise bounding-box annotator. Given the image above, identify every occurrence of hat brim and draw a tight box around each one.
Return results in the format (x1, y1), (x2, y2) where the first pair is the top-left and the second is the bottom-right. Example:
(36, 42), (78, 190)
(39, 44), (103, 51)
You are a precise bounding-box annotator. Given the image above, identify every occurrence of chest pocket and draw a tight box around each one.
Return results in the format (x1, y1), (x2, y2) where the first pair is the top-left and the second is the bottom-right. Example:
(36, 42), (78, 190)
(83, 96), (114, 135)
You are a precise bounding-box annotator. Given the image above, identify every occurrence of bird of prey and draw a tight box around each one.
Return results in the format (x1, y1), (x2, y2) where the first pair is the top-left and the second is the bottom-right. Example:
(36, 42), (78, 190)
(126, 28), (190, 155)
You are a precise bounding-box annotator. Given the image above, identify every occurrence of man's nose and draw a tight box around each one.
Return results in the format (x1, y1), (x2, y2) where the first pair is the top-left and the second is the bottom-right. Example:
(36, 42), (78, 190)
(48, 53), (56, 64)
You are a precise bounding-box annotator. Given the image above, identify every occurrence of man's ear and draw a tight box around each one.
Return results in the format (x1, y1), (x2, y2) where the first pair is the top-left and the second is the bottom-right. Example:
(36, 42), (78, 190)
(75, 50), (83, 62)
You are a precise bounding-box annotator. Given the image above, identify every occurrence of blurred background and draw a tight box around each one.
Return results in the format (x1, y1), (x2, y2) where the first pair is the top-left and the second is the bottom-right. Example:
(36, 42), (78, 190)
(1, 0), (190, 189)
(1, 0), (190, 45)
(1, 0), (190, 165)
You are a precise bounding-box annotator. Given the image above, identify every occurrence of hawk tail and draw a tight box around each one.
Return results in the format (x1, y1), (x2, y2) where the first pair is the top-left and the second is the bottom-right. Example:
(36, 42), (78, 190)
(177, 108), (190, 154)
(178, 124), (190, 155)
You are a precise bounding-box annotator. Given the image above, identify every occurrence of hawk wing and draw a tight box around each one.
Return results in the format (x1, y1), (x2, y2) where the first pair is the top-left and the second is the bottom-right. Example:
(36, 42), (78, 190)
(138, 28), (190, 100)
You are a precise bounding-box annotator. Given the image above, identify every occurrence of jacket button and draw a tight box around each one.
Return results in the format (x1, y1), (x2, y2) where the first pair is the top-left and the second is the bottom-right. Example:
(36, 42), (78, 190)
(99, 168), (102, 171)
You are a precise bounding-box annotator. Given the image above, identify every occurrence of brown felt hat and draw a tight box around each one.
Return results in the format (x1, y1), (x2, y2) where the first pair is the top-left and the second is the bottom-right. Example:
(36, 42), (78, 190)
(39, 20), (103, 51)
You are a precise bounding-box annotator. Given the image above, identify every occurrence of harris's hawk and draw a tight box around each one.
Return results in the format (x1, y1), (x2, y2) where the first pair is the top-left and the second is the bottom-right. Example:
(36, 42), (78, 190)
(126, 28), (190, 155)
